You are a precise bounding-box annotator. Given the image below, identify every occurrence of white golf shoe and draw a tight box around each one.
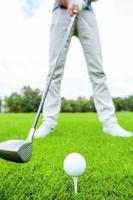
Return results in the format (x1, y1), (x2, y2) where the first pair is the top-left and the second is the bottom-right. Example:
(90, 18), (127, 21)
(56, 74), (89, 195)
(34, 122), (54, 139)
(103, 123), (132, 137)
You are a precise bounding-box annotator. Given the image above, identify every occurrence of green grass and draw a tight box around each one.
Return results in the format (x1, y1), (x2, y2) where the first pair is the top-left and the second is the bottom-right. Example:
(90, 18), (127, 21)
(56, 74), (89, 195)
(0, 113), (133, 200)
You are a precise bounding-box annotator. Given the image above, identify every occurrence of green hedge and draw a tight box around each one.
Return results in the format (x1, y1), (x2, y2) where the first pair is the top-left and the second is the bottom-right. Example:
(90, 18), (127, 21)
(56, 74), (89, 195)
(1, 86), (133, 112)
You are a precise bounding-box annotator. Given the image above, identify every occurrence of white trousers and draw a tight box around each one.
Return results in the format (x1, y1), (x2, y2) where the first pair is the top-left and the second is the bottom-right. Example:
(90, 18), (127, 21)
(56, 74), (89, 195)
(43, 8), (117, 127)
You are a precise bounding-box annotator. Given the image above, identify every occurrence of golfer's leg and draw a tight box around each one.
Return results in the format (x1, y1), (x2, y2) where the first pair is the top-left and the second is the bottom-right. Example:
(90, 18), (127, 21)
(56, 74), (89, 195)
(77, 11), (132, 137)
(43, 9), (74, 127)
(77, 10), (117, 125)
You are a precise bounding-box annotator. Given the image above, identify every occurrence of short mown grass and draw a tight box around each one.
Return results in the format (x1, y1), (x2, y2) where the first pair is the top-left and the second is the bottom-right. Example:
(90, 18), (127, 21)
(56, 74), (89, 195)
(0, 113), (133, 200)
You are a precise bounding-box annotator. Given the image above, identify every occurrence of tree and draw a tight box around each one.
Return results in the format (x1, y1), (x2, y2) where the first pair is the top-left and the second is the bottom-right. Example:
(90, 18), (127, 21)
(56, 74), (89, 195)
(4, 86), (42, 112)
(61, 96), (96, 112)
(20, 86), (41, 112)
(126, 95), (133, 111)
(113, 97), (126, 111)
(87, 97), (96, 112)
(0, 98), (1, 112)
(5, 92), (22, 112)
(4, 87), (133, 113)
(61, 97), (73, 112)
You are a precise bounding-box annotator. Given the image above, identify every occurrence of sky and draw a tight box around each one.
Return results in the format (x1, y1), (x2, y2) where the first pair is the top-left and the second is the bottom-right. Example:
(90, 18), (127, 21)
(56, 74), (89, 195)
(0, 0), (133, 99)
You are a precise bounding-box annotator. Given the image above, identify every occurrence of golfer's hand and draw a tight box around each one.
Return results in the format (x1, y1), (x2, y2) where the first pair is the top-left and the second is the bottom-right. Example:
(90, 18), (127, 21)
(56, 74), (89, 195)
(68, 2), (79, 16)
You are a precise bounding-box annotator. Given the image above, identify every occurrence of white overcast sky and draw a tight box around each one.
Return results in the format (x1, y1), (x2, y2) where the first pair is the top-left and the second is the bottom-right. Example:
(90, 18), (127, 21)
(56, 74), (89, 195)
(0, 0), (133, 99)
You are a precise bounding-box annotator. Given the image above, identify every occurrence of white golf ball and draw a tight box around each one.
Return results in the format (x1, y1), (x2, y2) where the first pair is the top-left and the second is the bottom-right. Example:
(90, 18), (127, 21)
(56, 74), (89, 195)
(63, 153), (86, 177)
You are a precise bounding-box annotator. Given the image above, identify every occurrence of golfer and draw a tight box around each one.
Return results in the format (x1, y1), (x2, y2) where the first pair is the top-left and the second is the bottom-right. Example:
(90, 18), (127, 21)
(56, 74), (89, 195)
(34, 0), (132, 138)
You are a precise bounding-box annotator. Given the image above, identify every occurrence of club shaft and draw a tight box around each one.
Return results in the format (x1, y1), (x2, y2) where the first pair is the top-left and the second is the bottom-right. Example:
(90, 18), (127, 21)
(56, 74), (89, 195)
(29, 15), (76, 139)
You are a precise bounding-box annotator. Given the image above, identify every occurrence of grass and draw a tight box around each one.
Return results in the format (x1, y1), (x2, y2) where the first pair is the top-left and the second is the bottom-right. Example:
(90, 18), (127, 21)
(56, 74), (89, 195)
(0, 112), (133, 200)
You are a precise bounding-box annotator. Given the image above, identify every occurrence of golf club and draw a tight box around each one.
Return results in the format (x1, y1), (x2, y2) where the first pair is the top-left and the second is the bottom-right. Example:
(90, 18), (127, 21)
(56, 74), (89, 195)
(0, 15), (76, 163)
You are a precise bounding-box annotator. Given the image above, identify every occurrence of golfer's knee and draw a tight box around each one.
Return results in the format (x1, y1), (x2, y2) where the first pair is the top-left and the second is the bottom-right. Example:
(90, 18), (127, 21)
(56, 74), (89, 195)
(89, 68), (107, 85)
(46, 73), (62, 85)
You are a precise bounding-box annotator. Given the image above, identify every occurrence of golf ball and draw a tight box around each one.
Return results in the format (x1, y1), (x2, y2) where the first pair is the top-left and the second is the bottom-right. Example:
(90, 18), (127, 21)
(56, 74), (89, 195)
(63, 153), (86, 177)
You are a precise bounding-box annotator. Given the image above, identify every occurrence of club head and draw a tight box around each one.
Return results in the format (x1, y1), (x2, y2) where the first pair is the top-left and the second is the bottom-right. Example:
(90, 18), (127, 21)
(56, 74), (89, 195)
(0, 140), (32, 163)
